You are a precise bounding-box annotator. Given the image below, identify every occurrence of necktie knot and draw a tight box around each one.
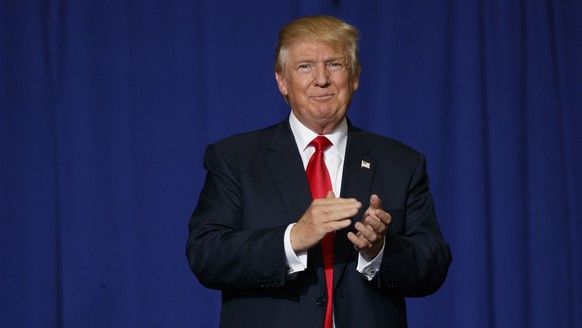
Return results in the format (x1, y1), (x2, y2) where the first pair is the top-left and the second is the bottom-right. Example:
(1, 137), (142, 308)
(309, 136), (332, 152)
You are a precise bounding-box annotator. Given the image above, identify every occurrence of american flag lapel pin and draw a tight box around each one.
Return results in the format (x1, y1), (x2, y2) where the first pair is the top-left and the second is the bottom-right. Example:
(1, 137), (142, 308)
(361, 160), (371, 169)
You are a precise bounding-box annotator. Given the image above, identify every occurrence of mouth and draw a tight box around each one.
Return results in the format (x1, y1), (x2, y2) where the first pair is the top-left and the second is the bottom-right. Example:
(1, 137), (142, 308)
(310, 94), (335, 101)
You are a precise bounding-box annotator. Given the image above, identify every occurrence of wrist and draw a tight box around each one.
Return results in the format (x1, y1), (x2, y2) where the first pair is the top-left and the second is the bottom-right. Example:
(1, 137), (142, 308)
(290, 224), (306, 253)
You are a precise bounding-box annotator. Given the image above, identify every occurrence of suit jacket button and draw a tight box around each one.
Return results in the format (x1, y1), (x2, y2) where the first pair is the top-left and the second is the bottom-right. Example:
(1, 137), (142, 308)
(316, 297), (325, 307)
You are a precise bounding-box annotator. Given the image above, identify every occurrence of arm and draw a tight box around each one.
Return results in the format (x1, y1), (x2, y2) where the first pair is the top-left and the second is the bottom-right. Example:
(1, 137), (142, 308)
(186, 144), (288, 290)
(349, 153), (451, 297)
(378, 153), (451, 296)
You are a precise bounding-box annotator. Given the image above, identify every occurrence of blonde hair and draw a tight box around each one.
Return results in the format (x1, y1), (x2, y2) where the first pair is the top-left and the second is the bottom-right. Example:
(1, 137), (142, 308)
(274, 15), (361, 79)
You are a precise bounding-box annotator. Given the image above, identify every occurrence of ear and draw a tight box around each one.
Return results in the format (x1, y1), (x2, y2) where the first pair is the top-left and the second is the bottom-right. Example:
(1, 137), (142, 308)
(352, 76), (360, 92)
(275, 71), (288, 96)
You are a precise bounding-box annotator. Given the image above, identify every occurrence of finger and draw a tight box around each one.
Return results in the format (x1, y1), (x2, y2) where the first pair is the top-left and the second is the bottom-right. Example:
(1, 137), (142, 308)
(347, 231), (371, 249)
(354, 221), (380, 244)
(366, 208), (391, 226)
(314, 196), (361, 207)
(305, 203), (359, 230)
(361, 195), (381, 221)
(310, 208), (359, 224)
(315, 198), (361, 212)
(312, 199), (361, 211)
(321, 206), (360, 224)
(364, 205), (391, 226)
(363, 215), (386, 234)
(369, 194), (382, 210)
(374, 209), (392, 225)
(328, 218), (353, 232)
(326, 191), (336, 199)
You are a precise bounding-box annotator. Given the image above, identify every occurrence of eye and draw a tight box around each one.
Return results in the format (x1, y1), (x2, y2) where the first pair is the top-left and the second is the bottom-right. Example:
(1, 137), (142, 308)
(327, 61), (345, 70)
(296, 63), (314, 72)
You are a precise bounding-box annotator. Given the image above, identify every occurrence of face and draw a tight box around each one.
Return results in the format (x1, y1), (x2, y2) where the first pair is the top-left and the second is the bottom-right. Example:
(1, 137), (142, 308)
(275, 40), (359, 134)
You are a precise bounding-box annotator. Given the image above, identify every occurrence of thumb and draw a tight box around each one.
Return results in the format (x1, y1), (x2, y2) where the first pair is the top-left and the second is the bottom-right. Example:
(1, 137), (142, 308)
(369, 194), (382, 209)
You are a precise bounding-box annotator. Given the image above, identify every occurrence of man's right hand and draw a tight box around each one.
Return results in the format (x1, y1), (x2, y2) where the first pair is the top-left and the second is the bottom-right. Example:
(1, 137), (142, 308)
(290, 191), (362, 253)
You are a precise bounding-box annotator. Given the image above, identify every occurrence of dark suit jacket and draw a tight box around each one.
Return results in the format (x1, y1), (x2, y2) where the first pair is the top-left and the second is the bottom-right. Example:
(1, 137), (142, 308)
(186, 118), (451, 328)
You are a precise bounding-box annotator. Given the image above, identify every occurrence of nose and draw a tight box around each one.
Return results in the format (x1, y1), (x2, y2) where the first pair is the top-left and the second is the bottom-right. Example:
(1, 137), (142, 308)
(313, 63), (330, 87)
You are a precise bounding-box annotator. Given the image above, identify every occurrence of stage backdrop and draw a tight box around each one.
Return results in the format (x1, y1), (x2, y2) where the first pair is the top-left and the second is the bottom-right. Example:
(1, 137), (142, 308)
(1, 0), (581, 327)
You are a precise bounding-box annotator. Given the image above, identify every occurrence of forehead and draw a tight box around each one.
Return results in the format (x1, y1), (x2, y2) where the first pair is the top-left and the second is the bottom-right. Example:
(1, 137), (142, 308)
(286, 40), (346, 60)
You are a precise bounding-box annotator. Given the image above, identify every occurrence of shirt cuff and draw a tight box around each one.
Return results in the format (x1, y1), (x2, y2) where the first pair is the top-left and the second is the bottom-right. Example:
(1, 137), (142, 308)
(284, 223), (307, 273)
(356, 239), (385, 281)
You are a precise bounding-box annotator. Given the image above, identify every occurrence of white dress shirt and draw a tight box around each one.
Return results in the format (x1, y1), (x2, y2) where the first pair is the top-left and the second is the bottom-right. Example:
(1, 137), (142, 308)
(283, 111), (384, 280)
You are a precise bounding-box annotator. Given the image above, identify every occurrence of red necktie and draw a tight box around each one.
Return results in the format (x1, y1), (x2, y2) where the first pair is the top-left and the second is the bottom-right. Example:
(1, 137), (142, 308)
(305, 136), (334, 328)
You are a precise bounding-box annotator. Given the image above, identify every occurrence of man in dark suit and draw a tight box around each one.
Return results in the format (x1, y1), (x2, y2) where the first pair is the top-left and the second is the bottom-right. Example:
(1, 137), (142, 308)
(186, 15), (451, 328)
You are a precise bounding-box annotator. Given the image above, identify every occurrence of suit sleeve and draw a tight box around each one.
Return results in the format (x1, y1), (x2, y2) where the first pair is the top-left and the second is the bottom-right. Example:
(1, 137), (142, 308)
(185, 143), (288, 290)
(376, 153), (452, 297)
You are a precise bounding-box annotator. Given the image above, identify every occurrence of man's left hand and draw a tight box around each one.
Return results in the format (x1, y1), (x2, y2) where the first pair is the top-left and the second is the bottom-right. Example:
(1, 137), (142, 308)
(347, 194), (391, 259)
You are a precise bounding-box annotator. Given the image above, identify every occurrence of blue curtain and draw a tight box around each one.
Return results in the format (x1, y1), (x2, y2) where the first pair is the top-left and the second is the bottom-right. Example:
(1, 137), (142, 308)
(1, 0), (581, 327)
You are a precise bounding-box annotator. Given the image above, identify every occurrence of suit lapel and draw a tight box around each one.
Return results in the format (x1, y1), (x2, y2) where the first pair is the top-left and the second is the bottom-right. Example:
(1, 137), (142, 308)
(265, 119), (313, 224)
(334, 126), (376, 289)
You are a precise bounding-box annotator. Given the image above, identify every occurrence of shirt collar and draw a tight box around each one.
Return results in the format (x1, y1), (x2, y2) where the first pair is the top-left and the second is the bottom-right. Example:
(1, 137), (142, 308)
(288, 111), (348, 158)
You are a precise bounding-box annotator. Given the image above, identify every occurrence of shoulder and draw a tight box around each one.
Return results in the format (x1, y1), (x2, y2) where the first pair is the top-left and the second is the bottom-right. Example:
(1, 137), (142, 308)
(349, 125), (421, 157)
(204, 119), (289, 163)
(212, 124), (278, 150)
(347, 125), (428, 176)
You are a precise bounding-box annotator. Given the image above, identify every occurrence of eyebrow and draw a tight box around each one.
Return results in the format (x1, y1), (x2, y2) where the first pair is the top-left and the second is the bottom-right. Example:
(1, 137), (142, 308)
(292, 56), (345, 65)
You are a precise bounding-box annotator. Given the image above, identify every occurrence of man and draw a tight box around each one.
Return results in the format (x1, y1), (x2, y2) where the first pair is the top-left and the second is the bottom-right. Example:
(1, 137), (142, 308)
(186, 15), (451, 328)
